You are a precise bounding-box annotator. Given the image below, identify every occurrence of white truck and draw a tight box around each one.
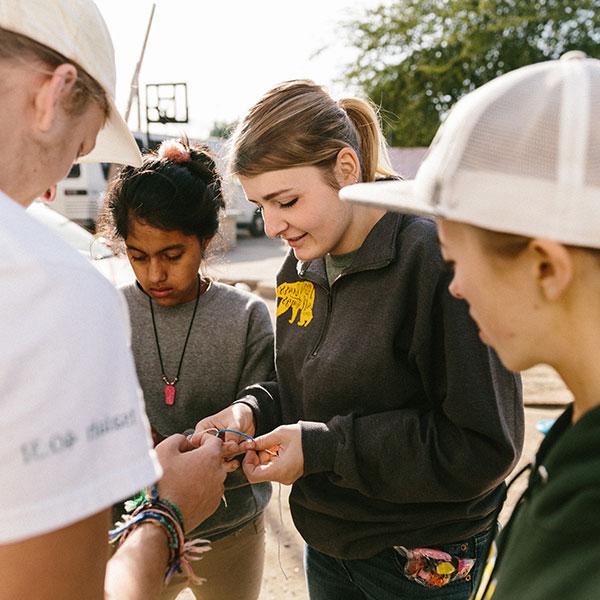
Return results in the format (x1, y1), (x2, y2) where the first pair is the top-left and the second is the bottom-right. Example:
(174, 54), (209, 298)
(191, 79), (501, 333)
(52, 162), (109, 231)
(226, 176), (265, 237)
(51, 135), (265, 237)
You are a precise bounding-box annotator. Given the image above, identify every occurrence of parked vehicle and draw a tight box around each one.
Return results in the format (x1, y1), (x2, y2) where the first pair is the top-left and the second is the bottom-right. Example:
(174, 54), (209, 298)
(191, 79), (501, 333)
(202, 138), (265, 238)
(227, 177), (265, 237)
(50, 134), (265, 237)
(27, 201), (134, 287)
(51, 162), (109, 230)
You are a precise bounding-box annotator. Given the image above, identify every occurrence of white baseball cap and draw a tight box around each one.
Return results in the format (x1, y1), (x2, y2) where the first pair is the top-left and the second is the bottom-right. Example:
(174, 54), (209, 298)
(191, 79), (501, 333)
(0, 0), (141, 167)
(341, 52), (600, 249)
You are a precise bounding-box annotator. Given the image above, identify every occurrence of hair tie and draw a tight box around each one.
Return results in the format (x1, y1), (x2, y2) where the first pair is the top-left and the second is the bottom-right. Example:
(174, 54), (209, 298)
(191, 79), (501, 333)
(158, 140), (191, 163)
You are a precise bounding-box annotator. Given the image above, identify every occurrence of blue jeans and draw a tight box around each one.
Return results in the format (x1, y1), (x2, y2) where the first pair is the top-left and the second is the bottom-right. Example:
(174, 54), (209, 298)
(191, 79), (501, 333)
(304, 527), (494, 600)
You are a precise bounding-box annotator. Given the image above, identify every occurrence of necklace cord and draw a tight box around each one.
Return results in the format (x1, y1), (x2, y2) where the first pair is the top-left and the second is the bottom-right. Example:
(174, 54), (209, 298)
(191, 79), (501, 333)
(149, 274), (202, 385)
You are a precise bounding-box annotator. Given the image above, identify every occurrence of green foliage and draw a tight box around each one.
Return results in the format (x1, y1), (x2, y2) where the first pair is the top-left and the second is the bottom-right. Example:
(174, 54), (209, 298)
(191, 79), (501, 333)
(209, 119), (238, 139)
(344, 0), (600, 146)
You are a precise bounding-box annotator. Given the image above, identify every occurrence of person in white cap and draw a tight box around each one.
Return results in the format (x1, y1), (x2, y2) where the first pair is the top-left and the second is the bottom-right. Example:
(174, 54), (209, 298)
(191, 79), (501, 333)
(0, 1), (233, 598)
(341, 51), (600, 600)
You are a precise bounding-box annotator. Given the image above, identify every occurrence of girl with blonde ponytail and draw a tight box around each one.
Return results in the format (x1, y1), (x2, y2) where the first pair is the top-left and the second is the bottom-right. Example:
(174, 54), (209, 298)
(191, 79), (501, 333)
(198, 80), (523, 600)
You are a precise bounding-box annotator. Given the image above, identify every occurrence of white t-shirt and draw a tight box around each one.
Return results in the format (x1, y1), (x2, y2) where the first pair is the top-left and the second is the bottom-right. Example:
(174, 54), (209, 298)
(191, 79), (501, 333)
(0, 192), (161, 544)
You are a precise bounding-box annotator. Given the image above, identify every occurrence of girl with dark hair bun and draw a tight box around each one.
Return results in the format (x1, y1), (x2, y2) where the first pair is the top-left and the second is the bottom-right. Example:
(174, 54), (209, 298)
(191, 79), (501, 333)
(100, 138), (274, 600)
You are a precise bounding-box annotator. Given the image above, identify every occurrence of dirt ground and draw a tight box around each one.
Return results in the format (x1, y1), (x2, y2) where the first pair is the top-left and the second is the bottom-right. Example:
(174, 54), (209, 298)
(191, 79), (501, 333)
(177, 365), (570, 600)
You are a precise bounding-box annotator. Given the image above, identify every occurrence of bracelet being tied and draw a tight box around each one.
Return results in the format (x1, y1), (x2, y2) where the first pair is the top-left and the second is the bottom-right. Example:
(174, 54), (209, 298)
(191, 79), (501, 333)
(198, 428), (280, 457)
(109, 484), (211, 585)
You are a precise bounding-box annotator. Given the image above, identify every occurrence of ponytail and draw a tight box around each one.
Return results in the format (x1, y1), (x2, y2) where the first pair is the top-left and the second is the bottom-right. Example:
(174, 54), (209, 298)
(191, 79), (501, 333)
(338, 98), (396, 182)
(230, 80), (396, 185)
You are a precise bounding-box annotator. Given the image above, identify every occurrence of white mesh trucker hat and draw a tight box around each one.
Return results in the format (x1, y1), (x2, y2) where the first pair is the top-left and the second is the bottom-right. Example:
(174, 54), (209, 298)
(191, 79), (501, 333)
(0, 0), (142, 167)
(340, 52), (600, 248)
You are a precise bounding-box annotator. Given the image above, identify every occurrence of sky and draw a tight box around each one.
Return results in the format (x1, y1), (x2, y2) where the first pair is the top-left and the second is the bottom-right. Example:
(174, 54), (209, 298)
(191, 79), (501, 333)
(95, 0), (383, 139)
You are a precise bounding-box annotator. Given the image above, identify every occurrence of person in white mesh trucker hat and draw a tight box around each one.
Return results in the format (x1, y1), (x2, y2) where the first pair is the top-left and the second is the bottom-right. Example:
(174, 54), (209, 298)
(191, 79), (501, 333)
(0, 1), (234, 598)
(341, 51), (600, 600)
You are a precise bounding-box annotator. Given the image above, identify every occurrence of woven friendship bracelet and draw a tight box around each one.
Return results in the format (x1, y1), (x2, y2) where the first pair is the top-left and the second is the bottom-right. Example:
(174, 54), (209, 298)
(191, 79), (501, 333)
(160, 497), (185, 531)
(109, 485), (211, 585)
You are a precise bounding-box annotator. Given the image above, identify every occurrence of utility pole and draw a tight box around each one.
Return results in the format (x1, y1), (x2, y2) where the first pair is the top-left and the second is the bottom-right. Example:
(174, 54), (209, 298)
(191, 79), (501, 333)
(106, 2), (156, 186)
(125, 2), (156, 133)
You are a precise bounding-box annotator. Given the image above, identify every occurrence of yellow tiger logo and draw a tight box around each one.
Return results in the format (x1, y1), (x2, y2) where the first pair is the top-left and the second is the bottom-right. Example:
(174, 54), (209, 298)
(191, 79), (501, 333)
(276, 281), (315, 327)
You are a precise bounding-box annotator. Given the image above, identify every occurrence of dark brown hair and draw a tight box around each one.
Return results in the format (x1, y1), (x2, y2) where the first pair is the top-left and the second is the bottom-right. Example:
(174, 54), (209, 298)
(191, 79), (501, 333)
(99, 138), (225, 247)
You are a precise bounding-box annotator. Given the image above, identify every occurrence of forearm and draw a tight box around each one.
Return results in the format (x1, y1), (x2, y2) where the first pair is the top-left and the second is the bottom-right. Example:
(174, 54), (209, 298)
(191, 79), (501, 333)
(301, 405), (520, 504)
(0, 511), (109, 600)
(106, 435), (229, 599)
(105, 524), (169, 600)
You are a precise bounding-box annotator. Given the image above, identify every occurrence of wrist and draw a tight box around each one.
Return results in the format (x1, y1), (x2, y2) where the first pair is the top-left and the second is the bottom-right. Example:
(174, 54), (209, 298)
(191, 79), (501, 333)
(300, 421), (337, 474)
(232, 396), (257, 431)
(233, 395), (256, 414)
(110, 485), (196, 585)
(130, 520), (171, 566)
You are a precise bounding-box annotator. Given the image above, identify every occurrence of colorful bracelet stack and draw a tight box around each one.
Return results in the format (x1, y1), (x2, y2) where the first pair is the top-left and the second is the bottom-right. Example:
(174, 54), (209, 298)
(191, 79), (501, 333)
(109, 484), (211, 585)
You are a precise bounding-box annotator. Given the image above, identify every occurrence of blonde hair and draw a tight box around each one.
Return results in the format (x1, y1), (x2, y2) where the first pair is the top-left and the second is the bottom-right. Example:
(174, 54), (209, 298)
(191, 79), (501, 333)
(230, 80), (396, 185)
(0, 27), (109, 118)
(474, 228), (531, 258)
(472, 225), (600, 263)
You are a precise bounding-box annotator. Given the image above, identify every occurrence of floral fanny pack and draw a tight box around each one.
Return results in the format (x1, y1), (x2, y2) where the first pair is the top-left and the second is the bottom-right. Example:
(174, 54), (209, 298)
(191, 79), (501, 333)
(394, 545), (475, 588)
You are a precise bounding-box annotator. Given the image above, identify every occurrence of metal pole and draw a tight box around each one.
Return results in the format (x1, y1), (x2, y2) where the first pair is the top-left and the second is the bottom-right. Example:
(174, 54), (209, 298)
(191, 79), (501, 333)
(106, 1), (155, 188)
(136, 87), (142, 132)
(124, 2), (156, 127)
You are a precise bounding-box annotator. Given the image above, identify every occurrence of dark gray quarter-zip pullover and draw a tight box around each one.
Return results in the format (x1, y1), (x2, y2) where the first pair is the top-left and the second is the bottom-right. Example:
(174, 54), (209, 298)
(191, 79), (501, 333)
(238, 212), (524, 559)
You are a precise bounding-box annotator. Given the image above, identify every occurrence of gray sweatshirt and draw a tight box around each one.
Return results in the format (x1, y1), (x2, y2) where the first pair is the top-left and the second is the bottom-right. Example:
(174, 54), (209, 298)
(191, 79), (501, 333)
(122, 280), (274, 539)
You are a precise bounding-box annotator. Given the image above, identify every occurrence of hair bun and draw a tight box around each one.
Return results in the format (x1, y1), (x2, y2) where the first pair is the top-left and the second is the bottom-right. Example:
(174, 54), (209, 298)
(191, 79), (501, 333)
(158, 139), (191, 163)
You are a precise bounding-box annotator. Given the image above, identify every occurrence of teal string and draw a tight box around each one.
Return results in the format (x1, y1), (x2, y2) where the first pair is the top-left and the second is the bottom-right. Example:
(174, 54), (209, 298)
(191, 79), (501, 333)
(216, 429), (254, 441)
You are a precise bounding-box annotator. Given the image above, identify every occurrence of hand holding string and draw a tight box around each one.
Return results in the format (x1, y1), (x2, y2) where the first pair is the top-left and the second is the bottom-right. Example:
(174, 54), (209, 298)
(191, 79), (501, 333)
(241, 424), (304, 486)
(155, 434), (238, 533)
(191, 403), (256, 457)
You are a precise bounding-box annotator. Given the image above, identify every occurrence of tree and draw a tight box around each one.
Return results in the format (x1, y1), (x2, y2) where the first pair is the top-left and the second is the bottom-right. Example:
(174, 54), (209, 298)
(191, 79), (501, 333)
(209, 119), (238, 139)
(343, 0), (600, 146)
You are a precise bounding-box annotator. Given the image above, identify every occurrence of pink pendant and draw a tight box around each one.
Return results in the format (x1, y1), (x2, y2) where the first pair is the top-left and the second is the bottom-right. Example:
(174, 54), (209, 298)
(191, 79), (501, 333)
(164, 384), (176, 406)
